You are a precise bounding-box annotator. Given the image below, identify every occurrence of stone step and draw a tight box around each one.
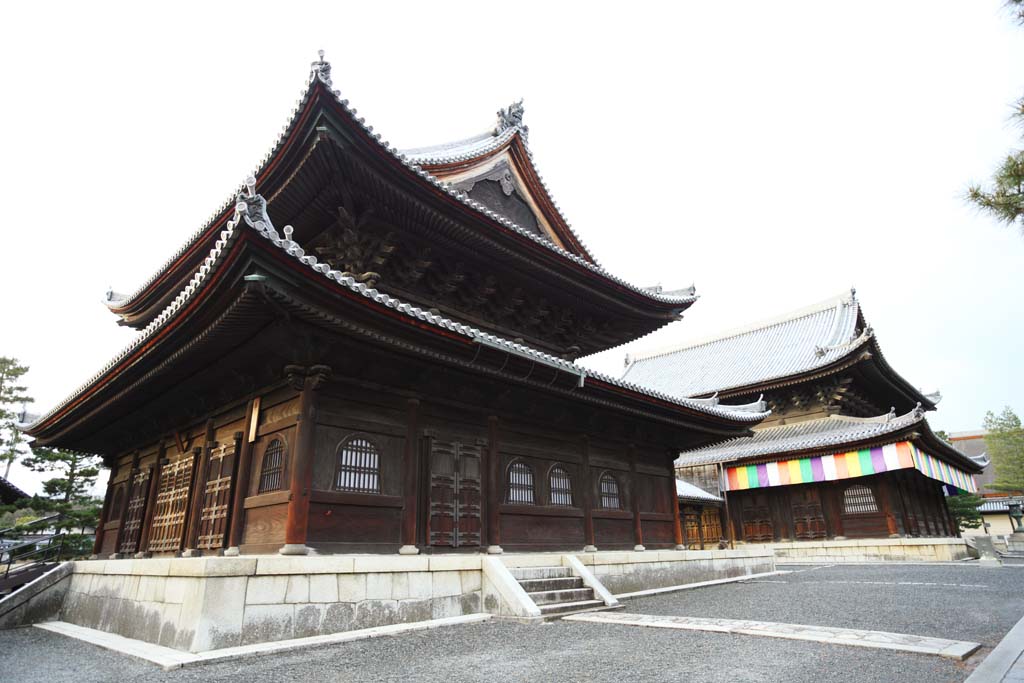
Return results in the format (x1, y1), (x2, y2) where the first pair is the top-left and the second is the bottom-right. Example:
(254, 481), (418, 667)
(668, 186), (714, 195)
(509, 566), (572, 581)
(517, 576), (584, 593)
(528, 587), (595, 606)
(538, 599), (607, 617)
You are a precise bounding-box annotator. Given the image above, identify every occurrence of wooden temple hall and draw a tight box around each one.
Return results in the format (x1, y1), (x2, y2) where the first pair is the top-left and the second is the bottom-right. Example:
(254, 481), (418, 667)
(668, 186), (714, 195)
(623, 291), (984, 544)
(22, 54), (770, 559)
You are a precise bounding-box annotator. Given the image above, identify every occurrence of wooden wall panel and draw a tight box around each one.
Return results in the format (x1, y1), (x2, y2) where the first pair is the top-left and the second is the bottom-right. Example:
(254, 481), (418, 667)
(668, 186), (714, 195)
(641, 519), (674, 546)
(307, 503), (402, 544)
(500, 512), (585, 548)
(242, 503), (288, 546)
(593, 517), (633, 547)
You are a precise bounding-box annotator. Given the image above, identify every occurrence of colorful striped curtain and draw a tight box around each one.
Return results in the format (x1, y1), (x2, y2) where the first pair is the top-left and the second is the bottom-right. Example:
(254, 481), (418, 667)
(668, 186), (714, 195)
(724, 441), (976, 493)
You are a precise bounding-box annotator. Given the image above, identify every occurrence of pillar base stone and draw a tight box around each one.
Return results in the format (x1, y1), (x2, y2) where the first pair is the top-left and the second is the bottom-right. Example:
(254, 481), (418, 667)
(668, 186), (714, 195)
(673, 544), (686, 551)
(486, 545), (504, 555)
(279, 543), (309, 556)
(88, 554), (101, 561)
(398, 545), (420, 555)
(133, 552), (151, 559)
(108, 553), (125, 560)
(222, 546), (240, 557)
(180, 549), (202, 558)
(633, 545), (646, 552)
(583, 545), (598, 553)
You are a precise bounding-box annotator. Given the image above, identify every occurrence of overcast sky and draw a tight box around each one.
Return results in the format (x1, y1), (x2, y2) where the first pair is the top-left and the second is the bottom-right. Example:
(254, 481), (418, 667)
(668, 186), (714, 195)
(2, 2), (1023, 495)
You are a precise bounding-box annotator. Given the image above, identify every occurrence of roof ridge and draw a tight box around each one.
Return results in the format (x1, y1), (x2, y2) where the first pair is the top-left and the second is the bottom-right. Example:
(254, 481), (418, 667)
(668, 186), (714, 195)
(628, 288), (858, 367)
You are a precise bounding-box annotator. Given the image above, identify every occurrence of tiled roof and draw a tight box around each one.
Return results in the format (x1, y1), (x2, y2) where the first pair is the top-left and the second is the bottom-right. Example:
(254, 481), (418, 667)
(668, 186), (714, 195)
(676, 478), (723, 503)
(107, 62), (697, 316)
(978, 498), (1010, 513)
(622, 290), (867, 399)
(675, 409), (927, 467)
(0, 475), (29, 503)
(24, 182), (768, 435)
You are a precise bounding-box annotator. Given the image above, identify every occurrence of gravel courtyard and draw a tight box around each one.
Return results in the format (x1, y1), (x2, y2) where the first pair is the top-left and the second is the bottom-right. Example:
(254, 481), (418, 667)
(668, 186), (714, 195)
(1, 563), (1021, 683)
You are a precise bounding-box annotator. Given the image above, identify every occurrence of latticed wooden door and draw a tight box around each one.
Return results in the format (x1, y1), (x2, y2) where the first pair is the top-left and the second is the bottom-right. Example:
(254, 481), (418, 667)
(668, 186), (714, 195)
(700, 507), (722, 544)
(147, 456), (193, 553)
(117, 468), (151, 555)
(683, 507), (702, 548)
(197, 444), (234, 551)
(427, 439), (483, 548)
(791, 488), (827, 540)
(740, 494), (774, 543)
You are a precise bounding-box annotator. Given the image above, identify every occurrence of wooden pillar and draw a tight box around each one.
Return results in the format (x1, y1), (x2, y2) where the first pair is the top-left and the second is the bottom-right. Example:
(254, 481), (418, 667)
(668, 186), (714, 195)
(580, 436), (596, 552)
(90, 463), (118, 559)
(719, 462), (735, 549)
(669, 455), (684, 550)
(219, 430), (245, 551)
(399, 399), (422, 555)
(281, 364), (331, 555)
(680, 505), (689, 548)
(629, 446), (644, 551)
(225, 400), (257, 555)
(109, 452), (141, 558)
(135, 443), (165, 558)
(486, 416), (503, 554)
(180, 440), (206, 556)
(697, 505), (706, 549)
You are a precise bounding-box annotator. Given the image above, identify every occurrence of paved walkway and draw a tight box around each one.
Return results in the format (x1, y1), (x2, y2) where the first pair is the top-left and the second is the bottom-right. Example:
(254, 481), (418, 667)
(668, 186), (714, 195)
(564, 611), (980, 659)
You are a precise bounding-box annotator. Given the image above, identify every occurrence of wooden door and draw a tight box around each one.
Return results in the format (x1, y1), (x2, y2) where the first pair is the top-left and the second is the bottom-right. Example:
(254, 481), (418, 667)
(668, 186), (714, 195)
(196, 444), (234, 551)
(740, 493), (774, 542)
(790, 488), (827, 540)
(147, 456), (193, 553)
(427, 439), (483, 548)
(117, 468), (151, 555)
(701, 507), (722, 545)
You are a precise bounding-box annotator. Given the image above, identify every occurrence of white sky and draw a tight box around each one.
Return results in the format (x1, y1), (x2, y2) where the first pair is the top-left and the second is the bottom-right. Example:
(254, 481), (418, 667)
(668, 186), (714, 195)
(1, 2), (1023, 495)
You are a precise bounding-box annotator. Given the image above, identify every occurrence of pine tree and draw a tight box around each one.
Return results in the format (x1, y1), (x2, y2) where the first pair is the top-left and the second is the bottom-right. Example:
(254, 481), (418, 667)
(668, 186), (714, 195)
(985, 407), (1024, 492)
(967, 2), (1024, 234)
(0, 356), (33, 479)
(946, 492), (984, 531)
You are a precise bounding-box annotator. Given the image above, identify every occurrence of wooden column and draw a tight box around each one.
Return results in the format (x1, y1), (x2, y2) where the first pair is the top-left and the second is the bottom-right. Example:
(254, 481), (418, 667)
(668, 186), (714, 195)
(486, 416), (503, 554)
(580, 436), (596, 552)
(180, 443), (206, 555)
(282, 364), (331, 555)
(135, 443), (165, 558)
(697, 505), (706, 549)
(719, 462), (735, 549)
(629, 446), (644, 551)
(109, 452), (140, 558)
(680, 506), (690, 548)
(220, 430), (245, 550)
(90, 463), (118, 559)
(669, 454), (684, 550)
(399, 399), (421, 554)
(225, 400), (258, 555)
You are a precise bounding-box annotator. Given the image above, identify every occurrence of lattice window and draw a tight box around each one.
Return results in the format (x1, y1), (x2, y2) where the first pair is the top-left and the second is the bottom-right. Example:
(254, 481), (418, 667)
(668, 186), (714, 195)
(843, 484), (879, 514)
(335, 436), (381, 493)
(599, 473), (621, 509)
(507, 461), (535, 504)
(258, 438), (285, 493)
(549, 465), (573, 506)
(118, 468), (151, 555)
(148, 457), (193, 553)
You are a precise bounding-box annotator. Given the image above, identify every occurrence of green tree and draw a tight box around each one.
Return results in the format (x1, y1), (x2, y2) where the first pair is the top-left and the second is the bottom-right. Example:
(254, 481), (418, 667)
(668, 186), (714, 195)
(946, 492), (984, 532)
(985, 407), (1024, 492)
(0, 356), (33, 479)
(20, 446), (102, 556)
(967, 1), (1024, 233)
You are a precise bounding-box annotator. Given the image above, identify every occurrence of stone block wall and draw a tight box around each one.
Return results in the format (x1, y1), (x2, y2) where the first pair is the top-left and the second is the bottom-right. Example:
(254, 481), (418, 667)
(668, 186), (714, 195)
(769, 538), (970, 563)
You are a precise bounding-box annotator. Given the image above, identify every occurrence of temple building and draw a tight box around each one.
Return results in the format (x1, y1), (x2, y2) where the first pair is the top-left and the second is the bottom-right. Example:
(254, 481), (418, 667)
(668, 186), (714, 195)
(21, 55), (767, 559)
(624, 290), (984, 543)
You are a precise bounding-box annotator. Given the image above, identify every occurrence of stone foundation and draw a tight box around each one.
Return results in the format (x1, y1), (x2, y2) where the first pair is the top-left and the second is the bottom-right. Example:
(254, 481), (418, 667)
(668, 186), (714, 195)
(4, 548), (776, 652)
(769, 538), (970, 563)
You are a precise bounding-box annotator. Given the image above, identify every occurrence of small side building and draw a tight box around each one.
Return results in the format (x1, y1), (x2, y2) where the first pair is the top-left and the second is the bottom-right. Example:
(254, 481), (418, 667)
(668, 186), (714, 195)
(625, 290), (983, 543)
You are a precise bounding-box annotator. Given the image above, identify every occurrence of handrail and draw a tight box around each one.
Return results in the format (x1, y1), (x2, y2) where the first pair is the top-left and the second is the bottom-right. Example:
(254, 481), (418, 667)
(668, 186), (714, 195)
(0, 513), (63, 537)
(1, 532), (66, 581)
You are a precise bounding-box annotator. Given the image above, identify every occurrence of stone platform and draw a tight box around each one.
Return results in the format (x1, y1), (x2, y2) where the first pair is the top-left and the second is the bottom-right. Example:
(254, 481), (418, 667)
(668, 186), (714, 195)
(0, 547), (774, 652)
(768, 537), (970, 563)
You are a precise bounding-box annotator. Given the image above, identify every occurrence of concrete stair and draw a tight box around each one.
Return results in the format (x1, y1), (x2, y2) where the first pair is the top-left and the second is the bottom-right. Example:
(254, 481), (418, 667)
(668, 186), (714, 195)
(509, 566), (610, 619)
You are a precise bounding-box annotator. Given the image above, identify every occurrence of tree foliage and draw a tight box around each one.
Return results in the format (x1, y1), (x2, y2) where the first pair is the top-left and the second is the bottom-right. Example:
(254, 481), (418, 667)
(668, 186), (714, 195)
(0, 356), (32, 479)
(985, 406), (1024, 492)
(967, 1), (1024, 234)
(946, 492), (984, 531)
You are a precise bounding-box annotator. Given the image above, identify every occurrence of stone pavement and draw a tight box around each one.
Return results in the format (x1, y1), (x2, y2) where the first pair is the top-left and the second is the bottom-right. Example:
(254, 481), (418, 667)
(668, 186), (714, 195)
(564, 611), (980, 659)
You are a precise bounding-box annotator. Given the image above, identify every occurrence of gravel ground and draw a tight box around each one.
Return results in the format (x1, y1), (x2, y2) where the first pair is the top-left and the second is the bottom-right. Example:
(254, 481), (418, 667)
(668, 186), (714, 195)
(0, 563), (1020, 683)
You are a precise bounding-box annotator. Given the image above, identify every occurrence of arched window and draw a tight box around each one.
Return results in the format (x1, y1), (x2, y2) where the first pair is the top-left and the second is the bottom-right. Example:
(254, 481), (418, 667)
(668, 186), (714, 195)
(110, 485), (125, 520)
(843, 484), (879, 515)
(258, 438), (285, 493)
(507, 461), (535, 504)
(599, 472), (621, 509)
(549, 465), (574, 506)
(335, 436), (381, 493)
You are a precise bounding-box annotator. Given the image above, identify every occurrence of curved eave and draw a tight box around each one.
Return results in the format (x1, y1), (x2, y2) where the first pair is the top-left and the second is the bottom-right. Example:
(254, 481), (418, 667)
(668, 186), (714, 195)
(108, 74), (691, 330)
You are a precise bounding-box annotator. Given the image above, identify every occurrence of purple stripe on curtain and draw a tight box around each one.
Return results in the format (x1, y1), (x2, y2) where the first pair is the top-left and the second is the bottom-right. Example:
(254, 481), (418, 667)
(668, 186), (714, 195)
(811, 457), (825, 482)
(870, 447), (887, 473)
(757, 463), (770, 487)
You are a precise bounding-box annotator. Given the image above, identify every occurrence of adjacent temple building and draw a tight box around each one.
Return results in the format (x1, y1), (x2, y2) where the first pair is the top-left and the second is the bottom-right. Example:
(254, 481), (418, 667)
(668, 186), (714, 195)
(624, 291), (984, 544)
(22, 55), (767, 558)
